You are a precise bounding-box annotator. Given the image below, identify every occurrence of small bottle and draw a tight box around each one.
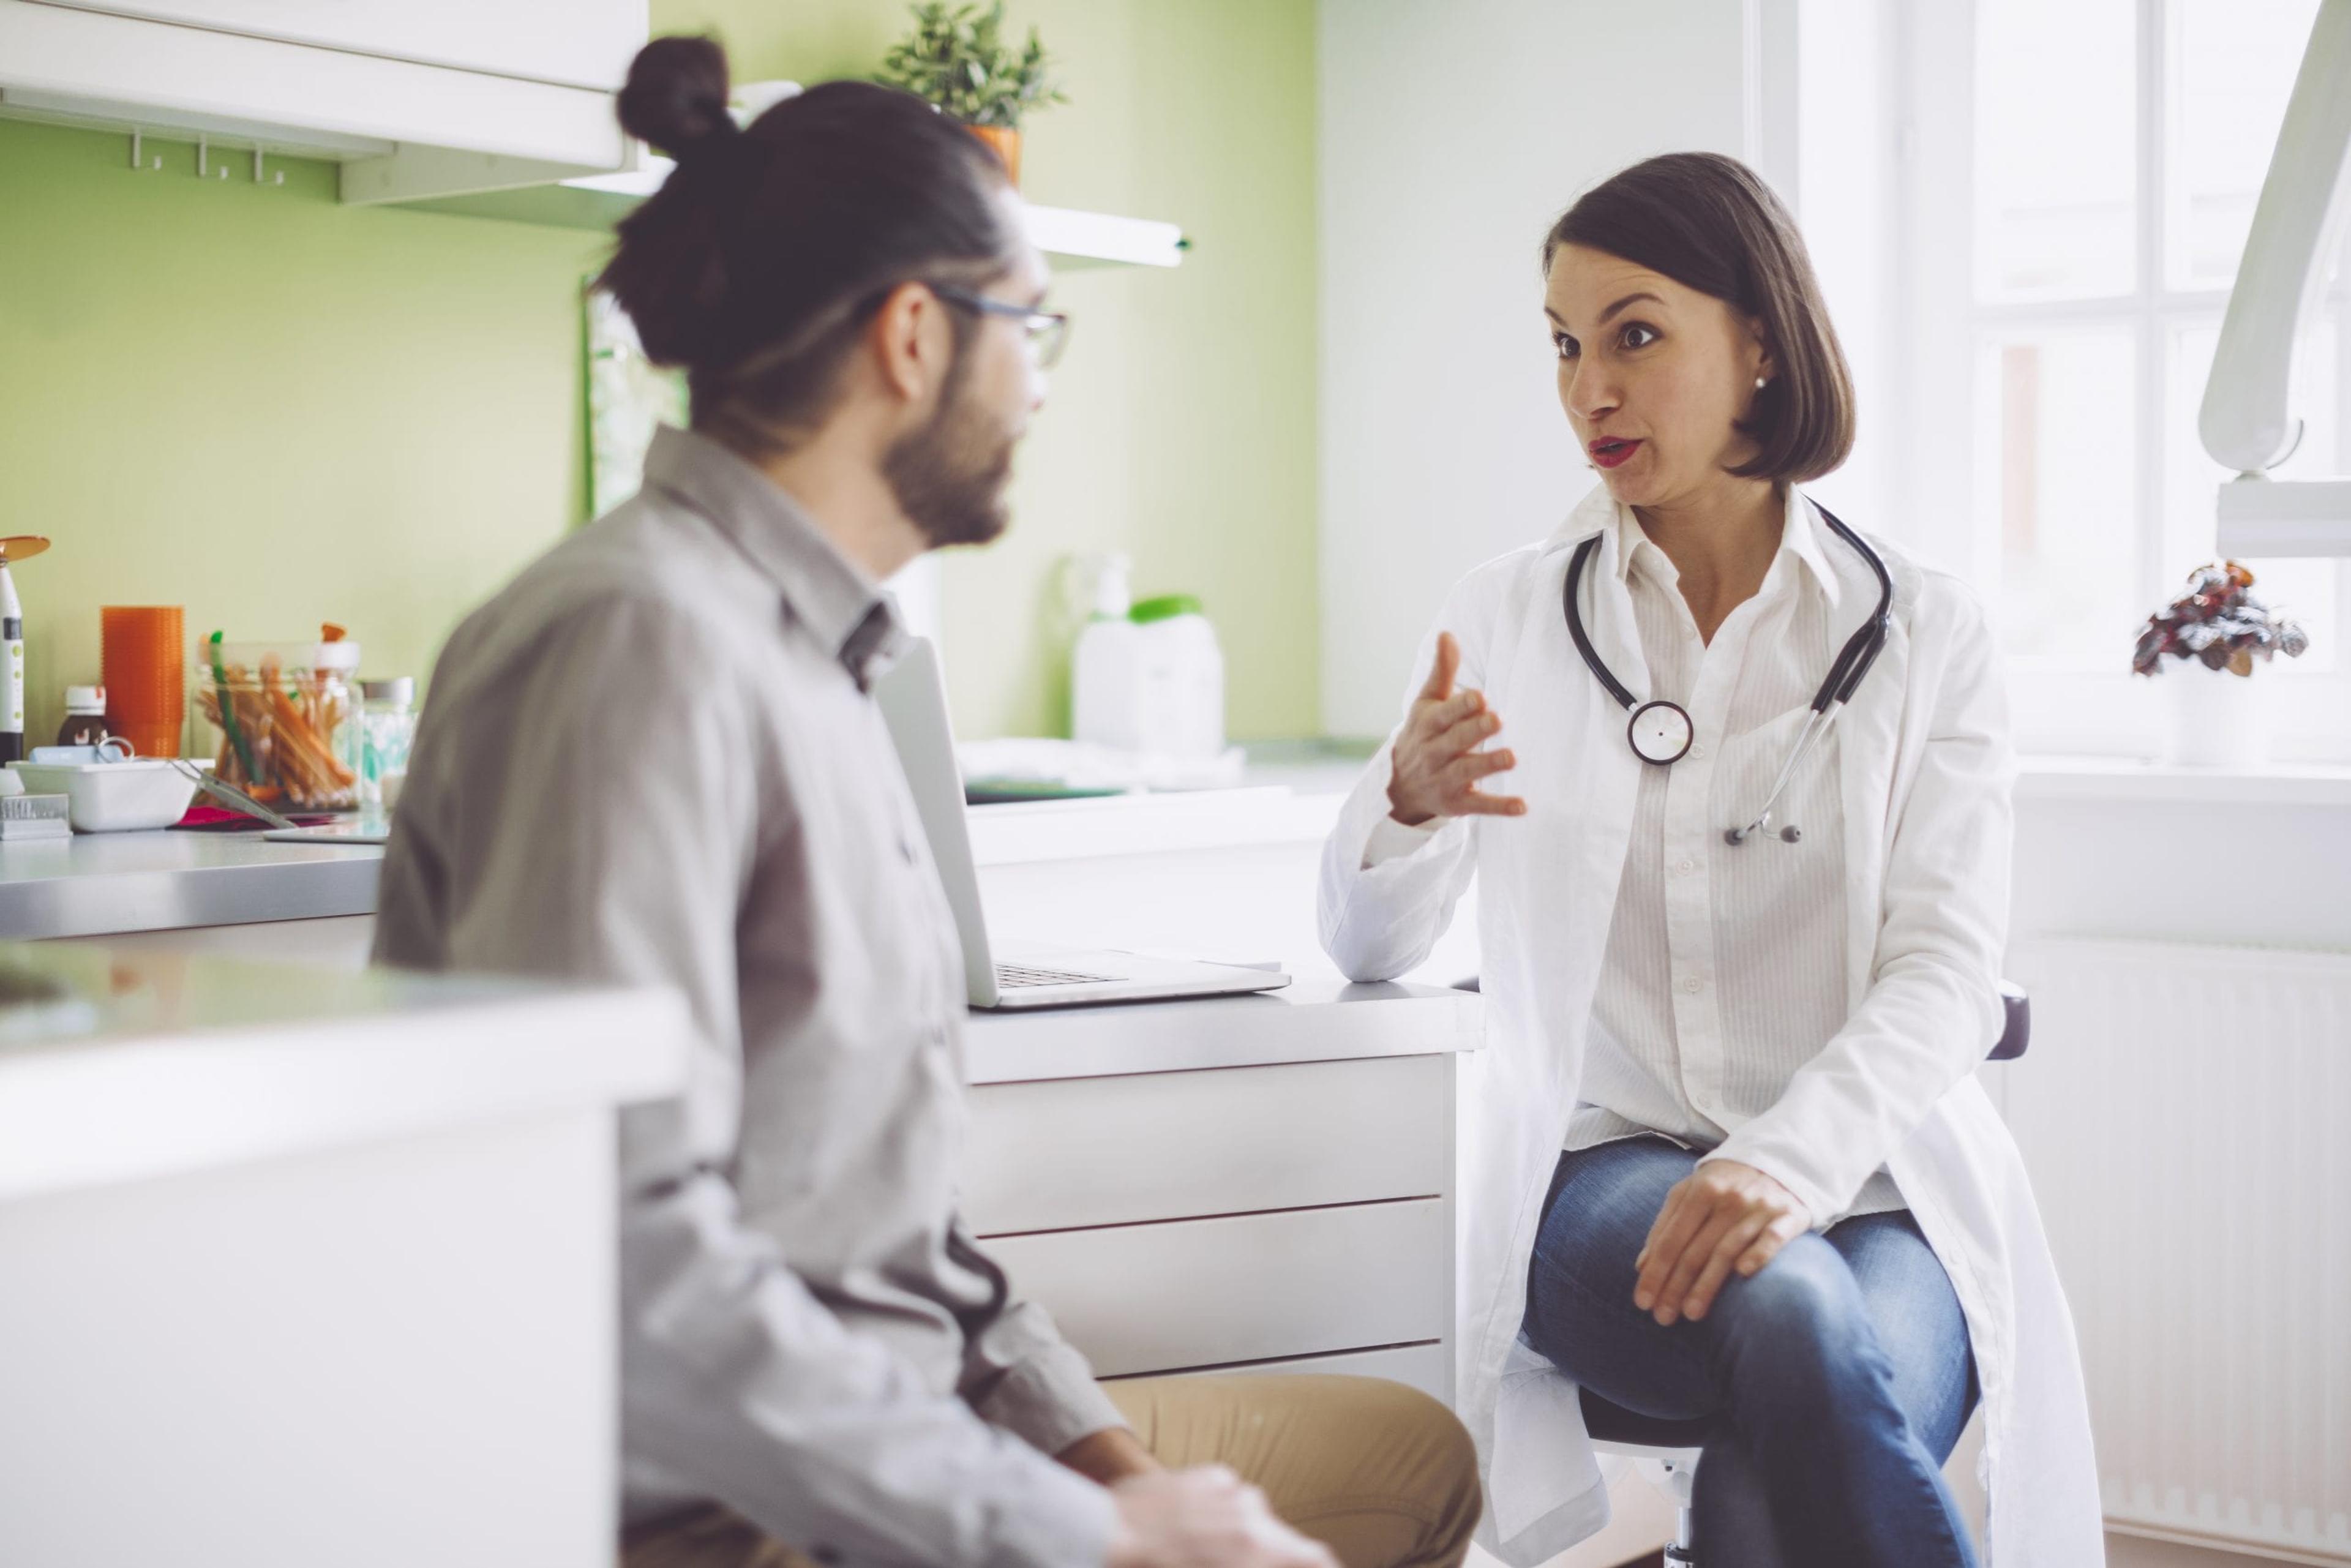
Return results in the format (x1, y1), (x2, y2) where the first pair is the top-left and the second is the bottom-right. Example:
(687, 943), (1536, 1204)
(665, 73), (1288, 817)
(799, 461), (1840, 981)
(358, 676), (417, 818)
(56, 685), (109, 748)
(0, 559), (23, 765)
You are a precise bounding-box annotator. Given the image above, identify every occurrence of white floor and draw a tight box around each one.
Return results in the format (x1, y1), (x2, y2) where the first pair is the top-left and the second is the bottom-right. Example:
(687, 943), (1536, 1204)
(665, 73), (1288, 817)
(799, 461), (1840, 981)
(1461, 1467), (2282, 1568)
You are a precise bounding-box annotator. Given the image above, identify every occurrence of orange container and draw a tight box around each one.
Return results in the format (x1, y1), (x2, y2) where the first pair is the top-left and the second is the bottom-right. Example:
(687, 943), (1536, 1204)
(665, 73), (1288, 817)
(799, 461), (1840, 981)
(100, 606), (185, 758)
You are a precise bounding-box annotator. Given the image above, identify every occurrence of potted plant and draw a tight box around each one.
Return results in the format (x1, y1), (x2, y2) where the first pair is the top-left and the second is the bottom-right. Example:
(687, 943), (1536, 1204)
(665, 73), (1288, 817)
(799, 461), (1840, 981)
(2131, 560), (2309, 767)
(877, 2), (1067, 186)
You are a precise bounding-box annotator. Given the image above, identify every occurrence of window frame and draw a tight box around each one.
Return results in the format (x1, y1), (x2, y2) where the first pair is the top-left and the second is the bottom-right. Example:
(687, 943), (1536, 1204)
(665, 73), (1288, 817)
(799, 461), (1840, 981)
(1889, 0), (2351, 763)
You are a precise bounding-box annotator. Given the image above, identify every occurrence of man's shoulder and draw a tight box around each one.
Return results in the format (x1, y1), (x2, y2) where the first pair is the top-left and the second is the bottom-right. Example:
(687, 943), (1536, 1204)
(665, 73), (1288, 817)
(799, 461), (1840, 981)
(484, 493), (781, 651)
(553, 487), (773, 604)
(430, 518), (771, 730)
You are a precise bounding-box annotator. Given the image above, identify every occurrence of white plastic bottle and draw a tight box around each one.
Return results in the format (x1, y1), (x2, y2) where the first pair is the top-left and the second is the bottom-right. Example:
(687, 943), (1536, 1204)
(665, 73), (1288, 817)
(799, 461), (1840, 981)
(1127, 595), (1225, 760)
(1071, 555), (1146, 752)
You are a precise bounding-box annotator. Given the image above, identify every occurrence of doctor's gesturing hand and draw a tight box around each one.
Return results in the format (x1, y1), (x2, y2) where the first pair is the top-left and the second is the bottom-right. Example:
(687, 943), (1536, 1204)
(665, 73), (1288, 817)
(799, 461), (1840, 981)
(1633, 1159), (1813, 1326)
(1386, 632), (1529, 827)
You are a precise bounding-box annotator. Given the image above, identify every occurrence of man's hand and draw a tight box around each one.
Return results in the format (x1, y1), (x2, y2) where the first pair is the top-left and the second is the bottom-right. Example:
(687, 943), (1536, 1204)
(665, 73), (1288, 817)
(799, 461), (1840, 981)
(1058, 1426), (1161, 1486)
(1385, 632), (1528, 828)
(1633, 1158), (1810, 1326)
(1104, 1467), (1338, 1568)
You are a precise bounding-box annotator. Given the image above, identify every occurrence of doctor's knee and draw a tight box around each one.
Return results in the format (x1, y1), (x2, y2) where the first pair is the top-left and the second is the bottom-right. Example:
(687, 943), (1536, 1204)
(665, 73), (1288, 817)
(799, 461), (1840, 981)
(1709, 1233), (1867, 1357)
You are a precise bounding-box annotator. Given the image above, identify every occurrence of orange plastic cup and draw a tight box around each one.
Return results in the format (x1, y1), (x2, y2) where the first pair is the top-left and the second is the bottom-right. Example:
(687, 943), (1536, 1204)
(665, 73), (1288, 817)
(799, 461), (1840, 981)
(100, 606), (185, 758)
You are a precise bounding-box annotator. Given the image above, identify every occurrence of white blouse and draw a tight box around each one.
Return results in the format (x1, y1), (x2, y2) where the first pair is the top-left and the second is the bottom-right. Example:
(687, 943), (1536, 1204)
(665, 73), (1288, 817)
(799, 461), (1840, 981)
(1367, 492), (1902, 1221)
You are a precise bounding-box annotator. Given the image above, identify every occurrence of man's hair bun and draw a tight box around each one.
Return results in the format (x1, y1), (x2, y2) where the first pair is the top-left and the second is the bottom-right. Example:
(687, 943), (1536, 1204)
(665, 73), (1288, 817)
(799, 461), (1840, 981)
(598, 38), (1018, 444)
(617, 35), (735, 162)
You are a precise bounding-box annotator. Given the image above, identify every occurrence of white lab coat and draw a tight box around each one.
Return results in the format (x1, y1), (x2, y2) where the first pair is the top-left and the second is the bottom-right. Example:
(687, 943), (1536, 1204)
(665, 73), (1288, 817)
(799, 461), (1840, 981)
(1319, 485), (2104, 1566)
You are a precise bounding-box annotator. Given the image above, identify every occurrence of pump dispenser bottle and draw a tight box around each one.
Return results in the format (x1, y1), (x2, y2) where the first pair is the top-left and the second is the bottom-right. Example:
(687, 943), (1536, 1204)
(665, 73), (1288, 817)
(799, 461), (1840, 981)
(0, 538), (53, 766)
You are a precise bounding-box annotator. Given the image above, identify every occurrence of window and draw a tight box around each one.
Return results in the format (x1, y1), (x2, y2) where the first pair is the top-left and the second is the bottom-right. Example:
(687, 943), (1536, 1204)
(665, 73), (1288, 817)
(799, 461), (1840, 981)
(1882, 0), (2351, 759)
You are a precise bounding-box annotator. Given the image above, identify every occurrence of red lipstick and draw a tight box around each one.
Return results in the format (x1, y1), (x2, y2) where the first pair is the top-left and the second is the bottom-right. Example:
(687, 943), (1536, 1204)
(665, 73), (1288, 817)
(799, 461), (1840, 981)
(1588, 436), (1643, 470)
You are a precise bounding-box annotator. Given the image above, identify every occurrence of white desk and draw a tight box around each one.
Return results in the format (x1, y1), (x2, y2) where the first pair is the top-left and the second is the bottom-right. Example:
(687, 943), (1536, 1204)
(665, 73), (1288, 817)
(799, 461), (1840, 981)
(0, 943), (688, 1568)
(962, 799), (1481, 1401)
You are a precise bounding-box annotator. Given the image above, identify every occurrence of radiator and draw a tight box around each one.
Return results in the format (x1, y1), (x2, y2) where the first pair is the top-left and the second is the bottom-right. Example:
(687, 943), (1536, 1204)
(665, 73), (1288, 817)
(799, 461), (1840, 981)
(2001, 939), (2351, 1564)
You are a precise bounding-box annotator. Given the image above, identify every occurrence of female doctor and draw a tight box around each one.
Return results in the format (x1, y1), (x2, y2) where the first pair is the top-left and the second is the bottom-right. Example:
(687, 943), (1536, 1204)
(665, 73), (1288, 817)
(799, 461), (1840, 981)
(1319, 154), (2102, 1567)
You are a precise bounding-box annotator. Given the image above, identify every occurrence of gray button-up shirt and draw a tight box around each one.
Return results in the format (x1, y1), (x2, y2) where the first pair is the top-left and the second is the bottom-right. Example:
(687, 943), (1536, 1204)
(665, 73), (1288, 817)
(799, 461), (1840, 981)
(373, 425), (1125, 1567)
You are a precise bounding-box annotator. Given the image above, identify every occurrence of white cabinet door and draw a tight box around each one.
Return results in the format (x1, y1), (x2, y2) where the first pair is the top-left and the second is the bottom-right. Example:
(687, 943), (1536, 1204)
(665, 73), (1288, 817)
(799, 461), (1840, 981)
(45, 0), (645, 89)
(0, 1109), (618, 1567)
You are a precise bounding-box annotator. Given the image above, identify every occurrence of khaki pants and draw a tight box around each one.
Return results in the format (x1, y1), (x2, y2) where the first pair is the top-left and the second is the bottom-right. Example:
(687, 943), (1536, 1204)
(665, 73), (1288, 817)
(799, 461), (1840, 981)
(621, 1373), (1482, 1568)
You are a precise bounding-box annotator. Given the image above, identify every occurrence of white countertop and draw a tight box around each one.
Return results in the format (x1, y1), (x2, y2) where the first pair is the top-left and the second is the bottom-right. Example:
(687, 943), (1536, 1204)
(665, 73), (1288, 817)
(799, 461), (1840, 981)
(0, 831), (379, 940)
(964, 804), (1484, 1082)
(0, 942), (689, 1202)
(2011, 753), (2351, 808)
(5, 742), (2336, 946)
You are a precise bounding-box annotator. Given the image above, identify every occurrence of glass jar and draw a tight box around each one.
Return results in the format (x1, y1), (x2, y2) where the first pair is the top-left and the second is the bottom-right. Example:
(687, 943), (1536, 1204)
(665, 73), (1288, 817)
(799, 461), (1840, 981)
(192, 637), (362, 811)
(358, 676), (416, 819)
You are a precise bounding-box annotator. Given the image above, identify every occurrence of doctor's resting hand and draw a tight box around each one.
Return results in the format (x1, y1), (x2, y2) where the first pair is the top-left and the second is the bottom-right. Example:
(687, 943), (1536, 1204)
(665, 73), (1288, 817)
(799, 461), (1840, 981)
(1387, 632), (1530, 827)
(1633, 1158), (1813, 1326)
(1106, 1466), (1342, 1568)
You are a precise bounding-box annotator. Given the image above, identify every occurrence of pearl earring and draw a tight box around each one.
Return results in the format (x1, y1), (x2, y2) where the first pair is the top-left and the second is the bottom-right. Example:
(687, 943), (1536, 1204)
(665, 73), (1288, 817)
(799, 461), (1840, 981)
(1755, 376), (1769, 389)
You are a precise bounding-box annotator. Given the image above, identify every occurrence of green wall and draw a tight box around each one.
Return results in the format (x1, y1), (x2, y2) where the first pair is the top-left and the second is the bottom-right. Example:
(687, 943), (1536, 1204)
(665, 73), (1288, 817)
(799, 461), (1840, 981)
(0, 122), (600, 751)
(0, 0), (1318, 748)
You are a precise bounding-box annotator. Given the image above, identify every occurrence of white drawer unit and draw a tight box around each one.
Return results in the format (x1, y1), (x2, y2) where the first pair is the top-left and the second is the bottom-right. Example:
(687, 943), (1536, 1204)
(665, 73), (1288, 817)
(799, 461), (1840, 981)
(965, 1054), (1451, 1235)
(967, 1022), (1466, 1404)
(986, 1199), (1452, 1381)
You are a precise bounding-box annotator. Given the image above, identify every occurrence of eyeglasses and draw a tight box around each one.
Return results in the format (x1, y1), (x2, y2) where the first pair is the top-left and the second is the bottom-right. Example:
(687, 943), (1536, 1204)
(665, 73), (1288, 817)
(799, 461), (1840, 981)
(931, 284), (1071, 370)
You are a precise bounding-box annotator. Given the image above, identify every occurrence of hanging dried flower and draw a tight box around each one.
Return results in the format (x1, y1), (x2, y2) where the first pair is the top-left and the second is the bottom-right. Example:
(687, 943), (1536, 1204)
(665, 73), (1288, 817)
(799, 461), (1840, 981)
(2130, 561), (2310, 677)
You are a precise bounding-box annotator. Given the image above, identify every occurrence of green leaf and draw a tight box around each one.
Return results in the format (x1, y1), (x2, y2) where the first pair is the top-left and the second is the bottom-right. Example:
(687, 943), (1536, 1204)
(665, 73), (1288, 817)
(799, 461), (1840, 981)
(880, 0), (1062, 126)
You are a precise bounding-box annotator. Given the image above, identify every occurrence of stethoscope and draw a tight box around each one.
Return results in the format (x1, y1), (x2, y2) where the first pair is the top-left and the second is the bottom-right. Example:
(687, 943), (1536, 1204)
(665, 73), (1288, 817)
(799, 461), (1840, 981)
(1562, 501), (1894, 846)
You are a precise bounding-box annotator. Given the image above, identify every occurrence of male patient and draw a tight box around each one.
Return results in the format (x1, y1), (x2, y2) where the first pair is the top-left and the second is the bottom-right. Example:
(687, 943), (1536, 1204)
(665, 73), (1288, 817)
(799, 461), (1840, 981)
(372, 38), (1477, 1568)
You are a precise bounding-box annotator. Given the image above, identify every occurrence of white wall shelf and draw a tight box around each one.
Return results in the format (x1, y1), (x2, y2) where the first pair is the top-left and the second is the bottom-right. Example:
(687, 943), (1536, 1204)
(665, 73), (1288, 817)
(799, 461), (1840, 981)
(0, 0), (631, 196)
(555, 155), (1185, 267)
(0, 4), (1184, 265)
(1021, 203), (1187, 269)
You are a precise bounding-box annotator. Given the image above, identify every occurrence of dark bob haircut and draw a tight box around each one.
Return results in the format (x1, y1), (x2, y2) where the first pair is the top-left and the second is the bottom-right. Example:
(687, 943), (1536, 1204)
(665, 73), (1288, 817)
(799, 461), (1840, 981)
(1542, 152), (1854, 484)
(598, 36), (1016, 457)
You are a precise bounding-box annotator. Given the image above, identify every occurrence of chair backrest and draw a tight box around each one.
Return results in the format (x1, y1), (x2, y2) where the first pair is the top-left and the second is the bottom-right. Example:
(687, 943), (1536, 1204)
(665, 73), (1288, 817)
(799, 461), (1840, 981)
(1992, 981), (2031, 1060)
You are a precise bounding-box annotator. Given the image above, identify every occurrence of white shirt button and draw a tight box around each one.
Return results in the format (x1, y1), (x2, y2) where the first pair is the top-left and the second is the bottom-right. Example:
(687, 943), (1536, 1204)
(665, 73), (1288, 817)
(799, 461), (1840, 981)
(1680, 976), (1703, 994)
(1676, 858), (1696, 874)
(1688, 743), (1707, 759)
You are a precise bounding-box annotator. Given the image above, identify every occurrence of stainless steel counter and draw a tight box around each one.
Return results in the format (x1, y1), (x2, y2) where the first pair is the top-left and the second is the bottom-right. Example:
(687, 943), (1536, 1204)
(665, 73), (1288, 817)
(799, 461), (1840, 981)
(0, 833), (382, 941)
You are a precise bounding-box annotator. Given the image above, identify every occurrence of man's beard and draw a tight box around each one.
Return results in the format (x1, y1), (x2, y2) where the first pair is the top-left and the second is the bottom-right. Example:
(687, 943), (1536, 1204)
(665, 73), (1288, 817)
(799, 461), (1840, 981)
(883, 353), (1018, 550)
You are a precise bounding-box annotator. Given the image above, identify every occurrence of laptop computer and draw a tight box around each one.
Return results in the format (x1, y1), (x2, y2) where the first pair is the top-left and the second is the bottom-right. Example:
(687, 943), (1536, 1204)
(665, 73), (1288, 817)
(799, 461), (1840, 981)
(874, 637), (1292, 1011)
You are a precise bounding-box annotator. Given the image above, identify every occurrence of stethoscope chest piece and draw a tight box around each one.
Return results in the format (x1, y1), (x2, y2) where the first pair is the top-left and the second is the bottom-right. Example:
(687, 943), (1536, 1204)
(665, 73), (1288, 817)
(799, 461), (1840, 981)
(1627, 700), (1693, 765)
(1561, 500), (1896, 841)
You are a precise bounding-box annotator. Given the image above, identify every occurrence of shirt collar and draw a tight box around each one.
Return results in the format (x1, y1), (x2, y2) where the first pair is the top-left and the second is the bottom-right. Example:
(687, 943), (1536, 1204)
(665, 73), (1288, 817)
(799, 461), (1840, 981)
(639, 424), (910, 689)
(1777, 488), (1845, 609)
(1548, 482), (1843, 610)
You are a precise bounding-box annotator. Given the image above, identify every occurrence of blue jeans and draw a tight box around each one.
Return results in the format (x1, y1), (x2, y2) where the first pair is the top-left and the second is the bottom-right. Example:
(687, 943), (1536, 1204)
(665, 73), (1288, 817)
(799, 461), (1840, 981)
(1521, 1136), (1980, 1568)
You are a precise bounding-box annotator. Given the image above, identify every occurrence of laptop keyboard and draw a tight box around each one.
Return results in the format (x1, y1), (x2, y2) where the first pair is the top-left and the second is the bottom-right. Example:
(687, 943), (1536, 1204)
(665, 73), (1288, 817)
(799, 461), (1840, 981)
(996, 962), (1117, 989)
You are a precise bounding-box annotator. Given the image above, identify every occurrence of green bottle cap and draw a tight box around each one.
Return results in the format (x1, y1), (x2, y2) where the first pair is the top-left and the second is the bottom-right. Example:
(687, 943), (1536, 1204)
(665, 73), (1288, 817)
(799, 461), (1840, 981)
(1130, 594), (1204, 625)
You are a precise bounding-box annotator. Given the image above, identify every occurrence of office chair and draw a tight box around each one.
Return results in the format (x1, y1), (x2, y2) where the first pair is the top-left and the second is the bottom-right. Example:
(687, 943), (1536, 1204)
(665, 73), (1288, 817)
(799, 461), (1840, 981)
(1453, 979), (2031, 1567)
